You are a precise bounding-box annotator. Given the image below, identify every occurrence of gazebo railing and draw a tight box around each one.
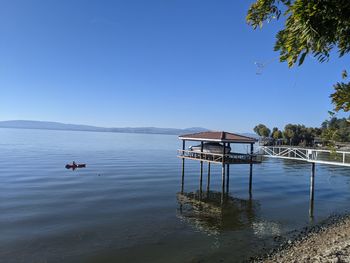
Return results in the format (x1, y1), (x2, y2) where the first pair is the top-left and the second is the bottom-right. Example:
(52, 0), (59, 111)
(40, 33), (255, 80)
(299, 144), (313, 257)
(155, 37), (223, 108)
(177, 150), (261, 163)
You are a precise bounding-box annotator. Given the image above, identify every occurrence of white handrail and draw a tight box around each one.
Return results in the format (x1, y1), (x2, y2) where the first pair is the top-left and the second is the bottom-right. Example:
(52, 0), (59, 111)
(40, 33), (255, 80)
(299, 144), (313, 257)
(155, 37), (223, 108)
(259, 146), (350, 166)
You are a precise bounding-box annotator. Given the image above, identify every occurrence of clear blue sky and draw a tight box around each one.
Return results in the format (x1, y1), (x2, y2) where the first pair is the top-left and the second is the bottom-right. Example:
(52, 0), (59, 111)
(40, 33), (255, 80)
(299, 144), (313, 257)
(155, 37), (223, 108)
(1, 0), (349, 132)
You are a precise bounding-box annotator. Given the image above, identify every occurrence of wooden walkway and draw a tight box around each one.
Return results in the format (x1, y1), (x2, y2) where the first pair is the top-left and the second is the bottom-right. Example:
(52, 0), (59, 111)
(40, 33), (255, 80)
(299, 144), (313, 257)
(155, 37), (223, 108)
(259, 146), (350, 167)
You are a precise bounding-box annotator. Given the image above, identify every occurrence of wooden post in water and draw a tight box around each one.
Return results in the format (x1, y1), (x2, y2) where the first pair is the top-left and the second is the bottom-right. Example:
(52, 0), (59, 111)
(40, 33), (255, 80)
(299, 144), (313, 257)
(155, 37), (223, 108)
(226, 164), (230, 193)
(207, 162), (211, 194)
(250, 143), (254, 160)
(249, 164), (253, 194)
(199, 141), (204, 193)
(221, 165), (225, 204)
(226, 143), (230, 193)
(309, 162), (315, 218)
(181, 140), (185, 193)
(249, 143), (254, 194)
(221, 142), (226, 195)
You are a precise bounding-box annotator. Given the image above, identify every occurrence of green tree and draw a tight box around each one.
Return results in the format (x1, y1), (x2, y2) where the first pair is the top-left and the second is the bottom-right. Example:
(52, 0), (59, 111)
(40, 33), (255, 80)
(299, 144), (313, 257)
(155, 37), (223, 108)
(272, 127), (283, 140)
(253, 124), (271, 137)
(271, 127), (277, 138)
(321, 117), (350, 143)
(283, 124), (296, 145)
(299, 126), (316, 146)
(247, 0), (350, 112)
(282, 124), (315, 146)
(331, 71), (350, 112)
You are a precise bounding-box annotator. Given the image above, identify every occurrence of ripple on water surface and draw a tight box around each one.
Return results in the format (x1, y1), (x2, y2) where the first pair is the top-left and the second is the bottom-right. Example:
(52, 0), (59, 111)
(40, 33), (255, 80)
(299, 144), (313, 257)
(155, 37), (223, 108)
(1, 129), (350, 262)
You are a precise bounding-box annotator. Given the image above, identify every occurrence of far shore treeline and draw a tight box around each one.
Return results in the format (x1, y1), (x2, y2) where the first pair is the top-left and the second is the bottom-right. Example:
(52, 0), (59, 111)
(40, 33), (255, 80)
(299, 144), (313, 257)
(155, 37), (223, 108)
(254, 117), (350, 147)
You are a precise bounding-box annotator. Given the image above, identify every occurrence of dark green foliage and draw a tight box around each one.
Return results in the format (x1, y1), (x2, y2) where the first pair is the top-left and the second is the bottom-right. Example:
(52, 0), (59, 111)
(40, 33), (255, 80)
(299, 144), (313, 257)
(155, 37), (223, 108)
(331, 71), (350, 112)
(321, 117), (350, 143)
(282, 124), (317, 146)
(247, 0), (350, 67)
(253, 117), (350, 146)
(253, 124), (271, 137)
(254, 123), (315, 145)
(272, 127), (283, 139)
(247, 0), (350, 112)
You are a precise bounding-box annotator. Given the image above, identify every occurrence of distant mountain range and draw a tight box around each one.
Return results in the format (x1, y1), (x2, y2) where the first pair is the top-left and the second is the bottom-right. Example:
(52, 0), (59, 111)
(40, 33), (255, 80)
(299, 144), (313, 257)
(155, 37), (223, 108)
(0, 120), (209, 135)
(0, 120), (257, 137)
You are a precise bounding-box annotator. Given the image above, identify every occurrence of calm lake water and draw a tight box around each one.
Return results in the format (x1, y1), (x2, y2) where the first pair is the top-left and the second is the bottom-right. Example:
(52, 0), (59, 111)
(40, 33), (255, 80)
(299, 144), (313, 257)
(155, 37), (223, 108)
(1, 128), (350, 263)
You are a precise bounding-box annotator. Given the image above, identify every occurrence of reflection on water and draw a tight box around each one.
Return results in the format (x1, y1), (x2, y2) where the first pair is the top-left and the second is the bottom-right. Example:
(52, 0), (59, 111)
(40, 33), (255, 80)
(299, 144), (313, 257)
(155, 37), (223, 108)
(177, 191), (258, 235)
(177, 191), (283, 239)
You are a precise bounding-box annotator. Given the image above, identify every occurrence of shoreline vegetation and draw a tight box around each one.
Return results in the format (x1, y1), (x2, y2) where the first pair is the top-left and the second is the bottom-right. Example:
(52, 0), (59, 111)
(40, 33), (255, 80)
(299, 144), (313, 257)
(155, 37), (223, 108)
(254, 117), (350, 150)
(252, 213), (350, 263)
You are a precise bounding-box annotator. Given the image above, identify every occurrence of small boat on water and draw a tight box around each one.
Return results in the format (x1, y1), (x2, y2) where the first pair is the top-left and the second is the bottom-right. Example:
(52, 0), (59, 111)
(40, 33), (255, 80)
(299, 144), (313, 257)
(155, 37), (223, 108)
(65, 162), (86, 170)
(189, 142), (231, 154)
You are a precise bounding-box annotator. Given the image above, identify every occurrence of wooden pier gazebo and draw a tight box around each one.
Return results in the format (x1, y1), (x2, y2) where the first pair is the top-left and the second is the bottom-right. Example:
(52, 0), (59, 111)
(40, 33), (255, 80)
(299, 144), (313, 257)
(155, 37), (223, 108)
(178, 131), (260, 195)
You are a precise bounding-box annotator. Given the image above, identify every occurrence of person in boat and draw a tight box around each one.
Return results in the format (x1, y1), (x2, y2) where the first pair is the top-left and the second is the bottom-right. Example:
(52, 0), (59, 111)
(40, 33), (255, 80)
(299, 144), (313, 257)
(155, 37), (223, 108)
(65, 161), (86, 170)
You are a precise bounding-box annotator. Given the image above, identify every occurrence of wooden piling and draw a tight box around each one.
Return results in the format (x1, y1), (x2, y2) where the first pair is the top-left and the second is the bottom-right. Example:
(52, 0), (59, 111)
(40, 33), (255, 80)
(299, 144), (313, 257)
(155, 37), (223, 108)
(181, 140), (185, 193)
(222, 142), (226, 194)
(199, 141), (204, 193)
(310, 162), (315, 203)
(207, 162), (211, 193)
(249, 143), (254, 194)
(221, 144), (225, 205)
(226, 164), (230, 193)
(249, 164), (253, 194)
(309, 197), (314, 220)
(309, 163), (315, 219)
(222, 164), (226, 194)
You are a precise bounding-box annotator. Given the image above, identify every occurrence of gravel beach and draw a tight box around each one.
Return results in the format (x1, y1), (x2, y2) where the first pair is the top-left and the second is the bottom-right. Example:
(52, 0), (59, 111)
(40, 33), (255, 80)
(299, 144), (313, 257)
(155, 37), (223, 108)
(257, 215), (350, 263)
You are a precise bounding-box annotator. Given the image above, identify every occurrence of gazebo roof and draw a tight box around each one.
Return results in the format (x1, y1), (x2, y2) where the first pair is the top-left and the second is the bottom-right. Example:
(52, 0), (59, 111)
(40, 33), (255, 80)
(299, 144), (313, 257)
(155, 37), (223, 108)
(179, 131), (257, 143)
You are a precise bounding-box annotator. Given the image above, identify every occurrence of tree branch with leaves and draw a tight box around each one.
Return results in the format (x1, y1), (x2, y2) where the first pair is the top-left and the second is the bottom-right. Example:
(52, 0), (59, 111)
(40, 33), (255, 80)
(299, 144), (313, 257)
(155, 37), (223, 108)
(247, 0), (350, 112)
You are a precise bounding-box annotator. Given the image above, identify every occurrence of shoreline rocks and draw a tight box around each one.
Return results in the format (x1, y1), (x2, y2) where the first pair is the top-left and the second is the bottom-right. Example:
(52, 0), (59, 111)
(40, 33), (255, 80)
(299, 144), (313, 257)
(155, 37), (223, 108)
(251, 213), (350, 262)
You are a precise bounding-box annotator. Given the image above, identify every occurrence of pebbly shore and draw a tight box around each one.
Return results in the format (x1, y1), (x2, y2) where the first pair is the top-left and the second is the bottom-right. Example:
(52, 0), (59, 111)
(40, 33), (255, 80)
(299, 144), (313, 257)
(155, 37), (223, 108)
(251, 214), (350, 263)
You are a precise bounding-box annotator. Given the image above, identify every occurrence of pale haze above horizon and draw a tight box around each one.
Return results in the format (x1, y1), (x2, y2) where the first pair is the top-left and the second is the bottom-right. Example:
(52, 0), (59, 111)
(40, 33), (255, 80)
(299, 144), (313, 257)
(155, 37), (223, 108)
(1, 0), (349, 133)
